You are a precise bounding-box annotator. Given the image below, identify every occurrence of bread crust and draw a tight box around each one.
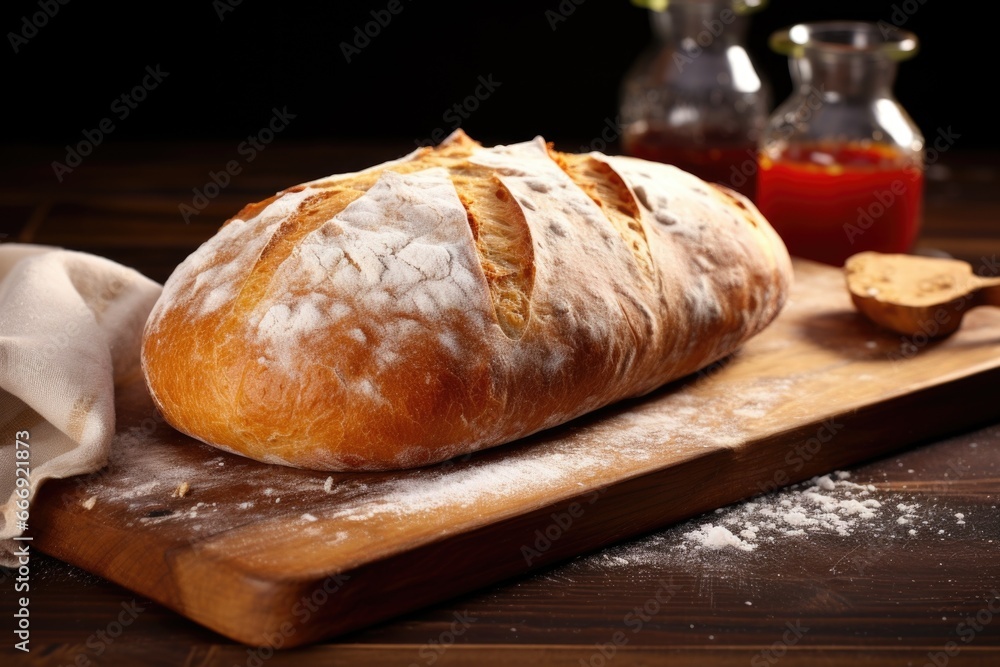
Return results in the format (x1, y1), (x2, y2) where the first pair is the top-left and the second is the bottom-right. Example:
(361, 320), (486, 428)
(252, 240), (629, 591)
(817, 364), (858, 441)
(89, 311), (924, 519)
(141, 131), (793, 471)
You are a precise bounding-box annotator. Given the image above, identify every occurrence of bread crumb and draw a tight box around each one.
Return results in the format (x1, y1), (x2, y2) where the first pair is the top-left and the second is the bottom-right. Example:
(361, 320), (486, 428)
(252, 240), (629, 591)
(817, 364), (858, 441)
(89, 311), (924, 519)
(81, 495), (97, 510)
(302, 513), (318, 522)
(172, 482), (190, 498)
(324, 477), (334, 493)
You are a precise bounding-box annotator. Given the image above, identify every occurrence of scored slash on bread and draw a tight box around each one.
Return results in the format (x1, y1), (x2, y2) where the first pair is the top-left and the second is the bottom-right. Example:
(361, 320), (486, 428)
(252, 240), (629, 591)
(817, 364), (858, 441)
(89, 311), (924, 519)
(141, 130), (792, 471)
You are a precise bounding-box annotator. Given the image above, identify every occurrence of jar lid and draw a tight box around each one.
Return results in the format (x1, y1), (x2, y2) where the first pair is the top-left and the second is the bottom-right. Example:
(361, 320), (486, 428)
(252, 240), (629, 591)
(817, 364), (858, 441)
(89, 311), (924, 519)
(770, 21), (919, 61)
(631, 0), (767, 14)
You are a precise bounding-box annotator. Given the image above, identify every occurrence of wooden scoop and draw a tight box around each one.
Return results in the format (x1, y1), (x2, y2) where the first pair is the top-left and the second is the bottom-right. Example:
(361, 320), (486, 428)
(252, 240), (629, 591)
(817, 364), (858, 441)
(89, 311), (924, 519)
(845, 251), (1000, 338)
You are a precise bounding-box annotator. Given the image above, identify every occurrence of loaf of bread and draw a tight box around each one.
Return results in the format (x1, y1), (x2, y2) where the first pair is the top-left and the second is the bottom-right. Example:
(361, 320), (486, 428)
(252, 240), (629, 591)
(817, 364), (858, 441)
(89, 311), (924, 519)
(141, 130), (792, 471)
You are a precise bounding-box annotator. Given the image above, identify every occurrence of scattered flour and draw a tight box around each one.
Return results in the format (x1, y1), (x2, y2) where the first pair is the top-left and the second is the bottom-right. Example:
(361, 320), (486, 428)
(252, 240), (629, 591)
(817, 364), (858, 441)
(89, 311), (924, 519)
(570, 470), (975, 572)
(680, 473), (885, 552)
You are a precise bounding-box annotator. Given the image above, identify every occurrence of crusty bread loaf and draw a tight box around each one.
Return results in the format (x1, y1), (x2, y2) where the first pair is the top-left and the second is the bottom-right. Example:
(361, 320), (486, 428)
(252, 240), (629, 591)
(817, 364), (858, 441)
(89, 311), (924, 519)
(141, 130), (793, 471)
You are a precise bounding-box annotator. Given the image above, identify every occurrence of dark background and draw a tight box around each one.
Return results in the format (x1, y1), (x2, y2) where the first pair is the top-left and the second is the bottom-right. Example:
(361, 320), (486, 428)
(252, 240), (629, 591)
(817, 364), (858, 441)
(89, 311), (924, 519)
(1, 0), (989, 153)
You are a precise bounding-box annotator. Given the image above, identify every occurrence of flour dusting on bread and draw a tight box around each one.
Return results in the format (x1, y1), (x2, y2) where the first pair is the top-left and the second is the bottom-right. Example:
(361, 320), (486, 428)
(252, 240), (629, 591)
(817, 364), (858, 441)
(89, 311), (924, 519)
(250, 168), (492, 371)
(141, 130), (792, 471)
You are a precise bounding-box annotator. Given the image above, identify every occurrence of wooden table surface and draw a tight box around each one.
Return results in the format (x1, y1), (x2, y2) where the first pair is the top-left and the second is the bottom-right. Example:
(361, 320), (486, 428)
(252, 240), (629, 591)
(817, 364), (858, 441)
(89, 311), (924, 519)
(2, 142), (1000, 666)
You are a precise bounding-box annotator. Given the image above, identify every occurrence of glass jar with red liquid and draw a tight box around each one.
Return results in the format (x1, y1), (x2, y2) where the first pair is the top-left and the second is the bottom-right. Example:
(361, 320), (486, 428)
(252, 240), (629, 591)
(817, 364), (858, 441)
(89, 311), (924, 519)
(756, 21), (925, 267)
(620, 0), (771, 201)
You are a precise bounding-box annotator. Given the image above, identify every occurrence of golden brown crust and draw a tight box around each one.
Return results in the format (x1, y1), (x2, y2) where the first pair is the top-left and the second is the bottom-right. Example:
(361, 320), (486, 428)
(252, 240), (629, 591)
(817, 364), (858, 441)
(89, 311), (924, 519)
(551, 151), (655, 283)
(449, 166), (534, 338)
(141, 131), (793, 471)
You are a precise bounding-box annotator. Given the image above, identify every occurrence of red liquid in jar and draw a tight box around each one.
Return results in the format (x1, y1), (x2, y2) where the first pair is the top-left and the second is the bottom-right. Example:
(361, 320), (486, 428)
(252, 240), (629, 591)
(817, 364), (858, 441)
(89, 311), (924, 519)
(624, 130), (758, 201)
(756, 143), (924, 267)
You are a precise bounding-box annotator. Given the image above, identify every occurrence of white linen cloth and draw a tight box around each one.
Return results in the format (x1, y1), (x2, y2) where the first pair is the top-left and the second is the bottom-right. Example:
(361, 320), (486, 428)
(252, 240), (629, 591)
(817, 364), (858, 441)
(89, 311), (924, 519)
(0, 244), (162, 566)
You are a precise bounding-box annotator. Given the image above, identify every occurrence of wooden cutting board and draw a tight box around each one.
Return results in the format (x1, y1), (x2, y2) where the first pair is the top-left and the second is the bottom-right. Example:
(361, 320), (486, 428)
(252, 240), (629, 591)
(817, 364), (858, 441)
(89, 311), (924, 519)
(30, 259), (1000, 648)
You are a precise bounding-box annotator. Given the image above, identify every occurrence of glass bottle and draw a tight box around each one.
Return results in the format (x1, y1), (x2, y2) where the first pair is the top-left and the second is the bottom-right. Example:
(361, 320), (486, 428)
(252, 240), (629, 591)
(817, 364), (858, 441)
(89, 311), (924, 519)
(756, 21), (924, 267)
(620, 0), (771, 201)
